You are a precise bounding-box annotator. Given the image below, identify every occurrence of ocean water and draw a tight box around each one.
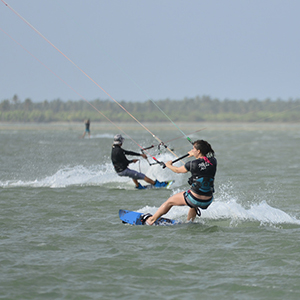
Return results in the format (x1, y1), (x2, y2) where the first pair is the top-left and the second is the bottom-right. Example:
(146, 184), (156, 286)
(0, 122), (300, 300)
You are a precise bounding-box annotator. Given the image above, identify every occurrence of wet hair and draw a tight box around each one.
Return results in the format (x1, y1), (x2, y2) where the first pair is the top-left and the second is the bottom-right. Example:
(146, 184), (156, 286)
(193, 140), (215, 157)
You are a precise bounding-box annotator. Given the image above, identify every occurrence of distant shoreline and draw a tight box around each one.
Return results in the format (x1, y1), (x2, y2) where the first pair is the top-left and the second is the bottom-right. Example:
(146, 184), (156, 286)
(1, 121), (299, 132)
(1, 97), (299, 123)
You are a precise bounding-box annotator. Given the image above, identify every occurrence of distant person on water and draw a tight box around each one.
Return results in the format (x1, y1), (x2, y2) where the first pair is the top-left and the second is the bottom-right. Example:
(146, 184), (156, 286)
(81, 119), (90, 138)
(111, 134), (168, 189)
(143, 140), (217, 224)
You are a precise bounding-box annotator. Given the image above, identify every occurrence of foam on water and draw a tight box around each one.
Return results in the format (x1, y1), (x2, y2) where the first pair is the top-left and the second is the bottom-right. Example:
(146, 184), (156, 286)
(138, 183), (300, 227)
(0, 152), (181, 188)
(0, 163), (121, 188)
(139, 198), (300, 226)
(89, 133), (114, 139)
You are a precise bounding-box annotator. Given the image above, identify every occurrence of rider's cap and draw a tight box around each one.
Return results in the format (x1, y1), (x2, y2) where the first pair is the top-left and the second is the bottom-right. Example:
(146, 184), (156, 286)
(113, 134), (124, 145)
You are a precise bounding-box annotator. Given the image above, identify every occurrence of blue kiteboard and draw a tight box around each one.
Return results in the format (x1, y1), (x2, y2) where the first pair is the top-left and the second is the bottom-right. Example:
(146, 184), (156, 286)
(143, 180), (175, 190)
(119, 209), (180, 226)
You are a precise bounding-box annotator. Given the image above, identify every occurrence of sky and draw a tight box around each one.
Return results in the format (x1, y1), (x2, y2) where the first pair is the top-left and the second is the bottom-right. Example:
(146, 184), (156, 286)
(1, 0), (300, 103)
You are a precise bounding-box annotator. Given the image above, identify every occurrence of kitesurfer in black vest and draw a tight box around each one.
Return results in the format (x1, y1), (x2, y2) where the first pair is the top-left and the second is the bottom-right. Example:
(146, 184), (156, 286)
(111, 134), (168, 189)
(144, 140), (217, 224)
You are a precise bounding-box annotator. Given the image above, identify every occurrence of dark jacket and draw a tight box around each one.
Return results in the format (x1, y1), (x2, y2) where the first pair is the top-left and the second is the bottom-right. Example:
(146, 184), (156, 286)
(111, 145), (141, 173)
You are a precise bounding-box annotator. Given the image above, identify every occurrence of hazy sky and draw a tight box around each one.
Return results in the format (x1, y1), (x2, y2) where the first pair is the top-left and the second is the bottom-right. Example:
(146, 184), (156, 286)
(1, 0), (300, 103)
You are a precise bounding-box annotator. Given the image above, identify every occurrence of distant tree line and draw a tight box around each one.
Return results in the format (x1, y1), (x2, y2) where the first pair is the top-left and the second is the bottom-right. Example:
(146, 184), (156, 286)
(0, 94), (300, 122)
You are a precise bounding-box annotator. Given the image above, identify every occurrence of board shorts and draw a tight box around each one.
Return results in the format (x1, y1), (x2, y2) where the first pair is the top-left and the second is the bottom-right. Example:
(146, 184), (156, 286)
(184, 189), (213, 216)
(117, 168), (145, 180)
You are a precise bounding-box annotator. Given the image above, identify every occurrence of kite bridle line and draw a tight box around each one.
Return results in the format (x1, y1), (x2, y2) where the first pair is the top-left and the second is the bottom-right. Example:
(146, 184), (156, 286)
(0, 26), (165, 162)
(1, 0), (184, 164)
(1, 1), (209, 168)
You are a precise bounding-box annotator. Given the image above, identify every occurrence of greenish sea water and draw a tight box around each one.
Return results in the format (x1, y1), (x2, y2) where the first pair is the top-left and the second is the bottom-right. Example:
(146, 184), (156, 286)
(1, 122), (300, 300)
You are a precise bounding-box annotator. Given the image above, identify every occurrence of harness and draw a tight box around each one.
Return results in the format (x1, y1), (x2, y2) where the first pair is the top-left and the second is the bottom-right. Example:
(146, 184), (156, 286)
(183, 190), (213, 216)
(190, 176), (214, 194)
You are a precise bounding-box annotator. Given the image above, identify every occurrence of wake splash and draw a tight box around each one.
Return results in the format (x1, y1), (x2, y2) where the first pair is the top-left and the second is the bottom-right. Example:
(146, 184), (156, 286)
(0, 156), (179, 188)
(138, 181), (300, 228)
(0, 163), (123, 188)
(134, 181), (300, 226)
(139, 199), (300, 227)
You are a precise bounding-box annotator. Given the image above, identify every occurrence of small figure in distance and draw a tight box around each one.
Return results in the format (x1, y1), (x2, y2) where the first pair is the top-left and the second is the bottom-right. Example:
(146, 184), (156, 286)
(144, 140), (217, 224)
(111, 134), (168, 189)
(81, 119), (90, 138)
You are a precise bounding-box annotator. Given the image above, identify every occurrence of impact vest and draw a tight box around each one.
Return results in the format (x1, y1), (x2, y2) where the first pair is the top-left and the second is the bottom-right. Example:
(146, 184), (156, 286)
(185, 156), (217, 196)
